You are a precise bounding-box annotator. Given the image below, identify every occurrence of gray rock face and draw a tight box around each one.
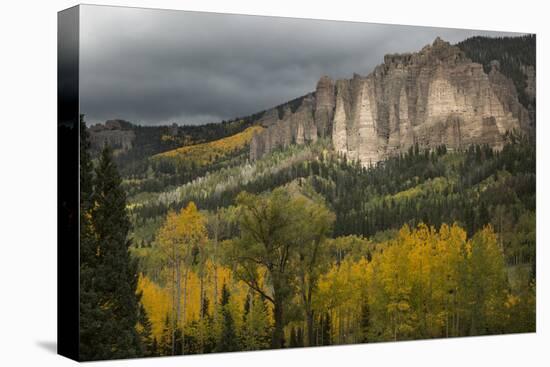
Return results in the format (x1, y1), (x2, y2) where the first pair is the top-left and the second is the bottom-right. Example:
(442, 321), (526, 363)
(250, 37), (531, 166)
(249, 93), (318, 160)
(249, 80), (334, 161)
(314, 75), (335, 138)
(522, 65), (536, 102)
(89, 120), (135, 152)
(522, 64), (537, 127)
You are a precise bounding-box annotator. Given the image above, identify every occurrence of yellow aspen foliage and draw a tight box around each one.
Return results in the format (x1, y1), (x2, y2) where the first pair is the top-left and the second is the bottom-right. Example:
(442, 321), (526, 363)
(143, 209), (526, 349)
(155, 200), (209, 349)
(138, 261), (252, 342)
(153, 125), (264, 166)
(138, 274), (172, 340)
(314, 257), (369, 343)
(364, 223), (509, 341)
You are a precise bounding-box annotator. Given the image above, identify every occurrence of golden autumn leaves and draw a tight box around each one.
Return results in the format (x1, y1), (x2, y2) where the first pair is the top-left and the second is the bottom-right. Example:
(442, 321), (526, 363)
(138, 195), (534, 351)
(153, 125), (263, 166)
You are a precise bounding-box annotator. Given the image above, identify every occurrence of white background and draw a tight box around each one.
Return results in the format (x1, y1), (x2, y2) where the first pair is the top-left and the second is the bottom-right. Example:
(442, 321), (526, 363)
(0, 0), (548, 365)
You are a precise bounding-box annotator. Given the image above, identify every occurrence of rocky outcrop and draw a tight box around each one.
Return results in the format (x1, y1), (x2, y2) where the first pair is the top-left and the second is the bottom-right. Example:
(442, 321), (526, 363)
(520, 64), (536, 127)
(89, 119), (135, 152)
(250, 93), (318, 160)
(250, 37), (531, 166)
(249, 77), (337, 160)
(314, 76), (336, 138)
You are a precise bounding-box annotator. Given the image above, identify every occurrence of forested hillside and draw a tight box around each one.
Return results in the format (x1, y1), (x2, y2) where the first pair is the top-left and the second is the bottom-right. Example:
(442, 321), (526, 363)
(127, 132), (535, 265)
(79, 35), (536, 359)
(115, 121), (536, 355)
(81, 113), (536, 359)
(153, 126), (263, 168)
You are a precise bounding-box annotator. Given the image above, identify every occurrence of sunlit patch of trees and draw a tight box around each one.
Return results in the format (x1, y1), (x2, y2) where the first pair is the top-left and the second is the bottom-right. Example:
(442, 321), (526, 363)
(153, 125), (263, 166)
(136, 193), (534, 355)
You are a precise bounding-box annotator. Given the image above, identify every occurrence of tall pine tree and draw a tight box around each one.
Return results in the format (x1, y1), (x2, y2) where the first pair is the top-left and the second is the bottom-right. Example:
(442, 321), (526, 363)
(216, 283), (239, 352)
(86, 145), (141, 359)
(137, 304), (156, 357)
(79, 115), (102, 360)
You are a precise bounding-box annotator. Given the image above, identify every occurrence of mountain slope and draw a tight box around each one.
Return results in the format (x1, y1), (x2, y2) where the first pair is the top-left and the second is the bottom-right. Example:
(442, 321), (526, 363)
(153, 125), (263, 166)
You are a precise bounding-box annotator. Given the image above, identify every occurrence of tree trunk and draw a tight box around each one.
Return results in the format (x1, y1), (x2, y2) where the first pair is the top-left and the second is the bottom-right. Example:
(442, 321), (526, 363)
(213, 216), (219, 307)
(200, 272), (204, 319)
(199, 270), (204, 353)
(306, 310), (315, 347)
(173, 259), (182, 355)
(176, 263), (182, 326)
(171, 261), (177, 355)
(272, 300), (285, 348)
(456, 311), (460, 336)
(338, 308), (342, 344)
(181, 267), (189, 354)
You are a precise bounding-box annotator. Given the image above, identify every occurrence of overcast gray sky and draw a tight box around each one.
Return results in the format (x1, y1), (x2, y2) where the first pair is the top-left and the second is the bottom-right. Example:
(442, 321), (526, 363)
(80, 5), (521, 126)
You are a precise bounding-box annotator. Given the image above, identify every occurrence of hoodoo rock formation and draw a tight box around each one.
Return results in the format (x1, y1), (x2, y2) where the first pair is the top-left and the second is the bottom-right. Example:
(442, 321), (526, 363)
(250, 37), (531, 166)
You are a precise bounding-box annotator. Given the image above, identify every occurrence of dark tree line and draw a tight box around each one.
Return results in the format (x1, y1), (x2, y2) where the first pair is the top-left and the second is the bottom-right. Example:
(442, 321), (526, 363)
(122, 147), (249, 196)
(79, 116), (155, 360)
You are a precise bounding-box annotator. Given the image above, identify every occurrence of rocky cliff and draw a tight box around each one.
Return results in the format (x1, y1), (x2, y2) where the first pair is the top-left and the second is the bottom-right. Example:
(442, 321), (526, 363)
(89, 119), (136, 152)
(250, 37), (531, 165)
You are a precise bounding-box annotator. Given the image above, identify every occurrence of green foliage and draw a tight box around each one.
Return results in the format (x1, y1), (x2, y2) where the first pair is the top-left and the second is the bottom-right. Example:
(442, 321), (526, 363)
(137, 304), (157, 357)
(92, 146), (141, 359)
(216, 284), (240, 352)
(127, 134), (535, 266)
(123, 130), (534, 354)
(226, 188), (335, 348)
(319, 312), (332, 346)
(159, 314), (173, 356)
(110, 116), (263, 176)
(359, 294), (371, 343)
(457, 35), (535, 113)
(79, 128), (143, 360)
(79, 116), (103, 360)
(240, 293), (272, 350)
(126, 141), (331, 247)
(79, 115), (94, 211)
(364, 224), (524, 341)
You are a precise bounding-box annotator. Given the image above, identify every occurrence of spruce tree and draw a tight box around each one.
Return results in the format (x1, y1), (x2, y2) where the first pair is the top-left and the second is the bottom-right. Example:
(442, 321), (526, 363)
(240, 294), (271, 351)
(321, 312), (332, 346)
(216, 284), (239, 352)
(159, 314), (173, 356)
(137, 304), (155, 357)
(89, 145), (141, 359)
(360, 295), (371, 343)
(79, 115), (101, 360)
(200, 296), (216, 353)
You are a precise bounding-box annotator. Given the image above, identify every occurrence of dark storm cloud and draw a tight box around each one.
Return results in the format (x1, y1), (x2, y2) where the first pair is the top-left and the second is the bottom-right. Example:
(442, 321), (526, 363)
(79, 5), (521, 126)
